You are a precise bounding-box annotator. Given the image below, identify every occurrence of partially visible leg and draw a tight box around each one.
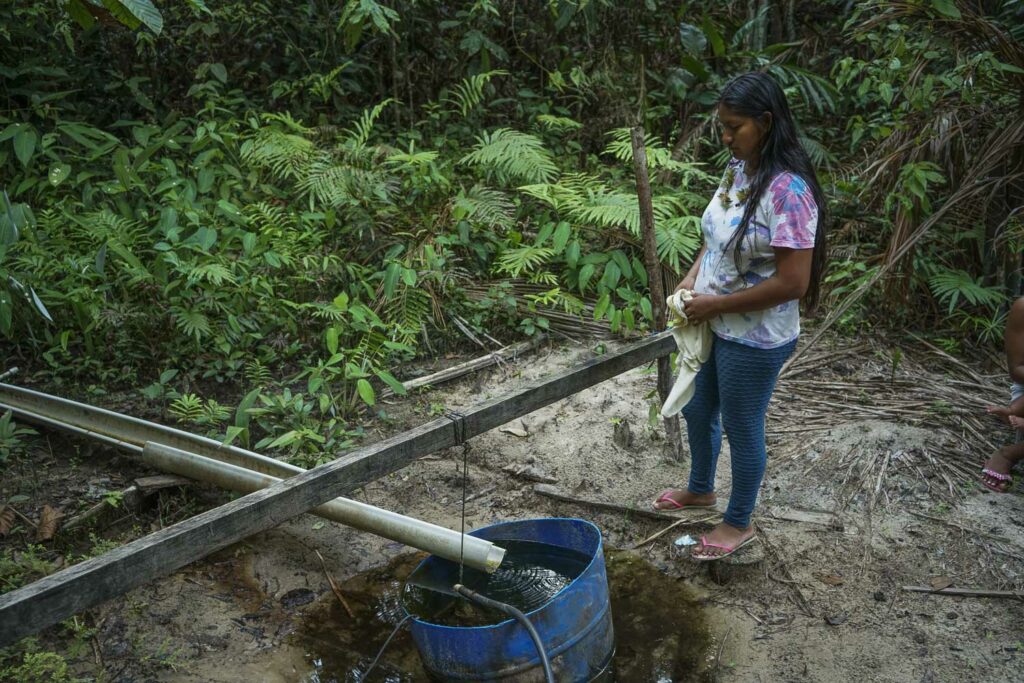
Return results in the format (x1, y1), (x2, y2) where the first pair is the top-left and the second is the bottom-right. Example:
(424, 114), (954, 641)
(692, 338), (794, 558)
(982, 443), (1024, 492)
(653, 338), (721, 510)
(683, 339), (723, 495)
(981, 383), (1024, 492)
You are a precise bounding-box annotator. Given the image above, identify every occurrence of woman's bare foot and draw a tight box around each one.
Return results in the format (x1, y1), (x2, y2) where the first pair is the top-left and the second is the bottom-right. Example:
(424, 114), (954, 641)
(691, 522), (755, 559)
(651, 489), (716, 511)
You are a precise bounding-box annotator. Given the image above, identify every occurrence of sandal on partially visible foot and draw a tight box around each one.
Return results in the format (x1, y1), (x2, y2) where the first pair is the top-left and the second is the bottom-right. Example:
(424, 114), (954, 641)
(981, 467), (1013, 493)
(691, 533), (756, 562)
(651, 489), (717, 511)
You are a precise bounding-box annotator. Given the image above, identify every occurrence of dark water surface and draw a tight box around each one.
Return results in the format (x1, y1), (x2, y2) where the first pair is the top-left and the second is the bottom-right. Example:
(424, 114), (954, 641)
(292, 549), (715, 682)
(402, 539), (592, 627)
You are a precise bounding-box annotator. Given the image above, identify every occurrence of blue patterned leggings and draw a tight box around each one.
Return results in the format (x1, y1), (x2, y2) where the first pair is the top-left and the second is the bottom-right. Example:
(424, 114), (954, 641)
(682, 335), (796, 528)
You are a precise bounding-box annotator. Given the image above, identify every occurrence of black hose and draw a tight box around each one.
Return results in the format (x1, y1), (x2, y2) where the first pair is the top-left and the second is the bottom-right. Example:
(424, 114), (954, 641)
(454, 584), (555, 683)
(361, 613), (413, 681)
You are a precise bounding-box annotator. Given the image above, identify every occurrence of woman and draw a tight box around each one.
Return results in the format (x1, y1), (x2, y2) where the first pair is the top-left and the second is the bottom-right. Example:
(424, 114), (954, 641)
(652, 72), (828, 560)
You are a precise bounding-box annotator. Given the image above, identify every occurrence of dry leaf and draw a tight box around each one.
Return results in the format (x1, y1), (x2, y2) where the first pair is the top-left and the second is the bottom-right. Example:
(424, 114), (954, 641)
(818, 573), (845, 586)
(929, 576), (953, 591)
(500, 426), (529, 438)
(36, 505), (62, 541)
(0, 505), (14, 536)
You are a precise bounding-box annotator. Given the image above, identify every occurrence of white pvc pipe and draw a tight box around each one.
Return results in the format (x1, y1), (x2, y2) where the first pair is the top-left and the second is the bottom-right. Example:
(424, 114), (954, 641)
(142, 442), (505, 573)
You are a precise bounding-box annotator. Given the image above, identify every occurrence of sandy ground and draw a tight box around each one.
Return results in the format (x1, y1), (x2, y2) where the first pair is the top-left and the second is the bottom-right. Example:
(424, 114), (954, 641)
(4, 333), (1024, 682)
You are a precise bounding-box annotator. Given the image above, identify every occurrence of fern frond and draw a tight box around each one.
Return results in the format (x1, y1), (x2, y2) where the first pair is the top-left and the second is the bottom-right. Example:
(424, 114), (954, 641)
(382, 285), (434, 347)
(244, 202), (297, 233)
(657, 216), (703, 272)
(296, 160), (393, 208)
(188, 263), (235, 286)
(304, 301), (348, 321)
(519, 173), (604, 211)
(170, 305), (211, 341)
(564, 189), (640, 233)
(241, 129), (315, 180)
(524, 287), (587, 315)
(602, 128), (677, 171)
(495, 245), (555, 278)
(344, 98), (394, 151)
(245, 358), (272, 386)
(169, 393), (203, 423)
(527, 270), (559, 286)
(261, 112), (312, 134)
(443, 70), (507, 116)
(453, 185), (515, 229)
(536, 114), (583, 131)
(71, 210), (147, 248)
(386, 148), (440, 167)
(461, 129), (558, 184)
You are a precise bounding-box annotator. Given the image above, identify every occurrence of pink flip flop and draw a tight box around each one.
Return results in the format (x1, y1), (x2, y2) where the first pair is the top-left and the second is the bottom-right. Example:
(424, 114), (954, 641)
(651, 490), (717, 511)
(690, 533), (756, 561)
(981, 467), (1013, 493)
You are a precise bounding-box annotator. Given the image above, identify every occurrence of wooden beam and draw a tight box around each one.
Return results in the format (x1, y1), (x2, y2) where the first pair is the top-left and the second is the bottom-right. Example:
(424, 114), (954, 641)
(0, 331), (675, 646)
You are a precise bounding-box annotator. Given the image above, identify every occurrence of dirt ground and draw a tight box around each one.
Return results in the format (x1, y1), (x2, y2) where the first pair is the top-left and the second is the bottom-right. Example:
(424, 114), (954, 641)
(3, 332), (1024, 682)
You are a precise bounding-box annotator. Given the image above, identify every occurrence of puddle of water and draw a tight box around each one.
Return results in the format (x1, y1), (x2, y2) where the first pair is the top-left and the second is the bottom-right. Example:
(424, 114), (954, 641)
(289, 549), (715, 682)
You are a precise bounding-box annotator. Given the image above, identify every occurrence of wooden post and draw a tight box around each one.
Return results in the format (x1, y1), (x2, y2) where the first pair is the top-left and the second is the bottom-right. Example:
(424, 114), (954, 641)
(631, 126), (683, 461)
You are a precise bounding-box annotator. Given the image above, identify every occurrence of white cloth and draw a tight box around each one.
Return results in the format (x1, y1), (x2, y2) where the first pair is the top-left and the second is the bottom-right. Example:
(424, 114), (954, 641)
(660, 289), (712, 417)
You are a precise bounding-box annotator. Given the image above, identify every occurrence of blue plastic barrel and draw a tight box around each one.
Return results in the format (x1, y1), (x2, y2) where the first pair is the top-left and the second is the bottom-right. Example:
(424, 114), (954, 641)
(404, 518), (614, 682)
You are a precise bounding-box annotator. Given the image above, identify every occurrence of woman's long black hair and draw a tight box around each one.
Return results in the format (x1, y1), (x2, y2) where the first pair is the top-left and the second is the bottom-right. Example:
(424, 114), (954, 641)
(718, 71), (828, 313)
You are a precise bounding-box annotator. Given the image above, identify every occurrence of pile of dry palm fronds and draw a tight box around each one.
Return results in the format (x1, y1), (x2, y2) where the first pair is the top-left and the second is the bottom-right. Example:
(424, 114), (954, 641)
(770, 334), (1010, 502)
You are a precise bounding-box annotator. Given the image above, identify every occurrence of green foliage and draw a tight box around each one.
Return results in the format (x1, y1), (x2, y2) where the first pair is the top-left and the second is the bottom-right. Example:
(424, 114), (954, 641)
(0, 0), (1019, 467)
(0, 411), (37, 465)
(0, 544), (54, 592)
(927, 267), (1005, 314)
(0, 649), (78, 683)
(461, 129), (559, 184)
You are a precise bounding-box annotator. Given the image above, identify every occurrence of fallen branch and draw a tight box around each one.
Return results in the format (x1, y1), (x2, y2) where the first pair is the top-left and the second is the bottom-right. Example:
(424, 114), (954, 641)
(457, 485), (496, 505)
(907, 511), (1012, 544)
(901, 586), (1024, 600)
(632, 515), (717, 549)
(315, 550), (355, 619)
(767, 507), (844, 531)
(394, 335), (546, 397)
(756, 523), (814, 617)
(532, 484), (690, 521)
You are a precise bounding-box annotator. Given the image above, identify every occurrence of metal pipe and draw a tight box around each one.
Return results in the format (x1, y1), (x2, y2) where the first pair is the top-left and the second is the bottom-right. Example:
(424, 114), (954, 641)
(0, 384), (506, 572)
(0, 383), (294, 477)
(142, 442), (505, 573)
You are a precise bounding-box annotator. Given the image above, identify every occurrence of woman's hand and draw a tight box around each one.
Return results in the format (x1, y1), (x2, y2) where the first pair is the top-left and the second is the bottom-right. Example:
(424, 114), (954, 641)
(674, 275), (696, 294)
(682, 292), (723, 324)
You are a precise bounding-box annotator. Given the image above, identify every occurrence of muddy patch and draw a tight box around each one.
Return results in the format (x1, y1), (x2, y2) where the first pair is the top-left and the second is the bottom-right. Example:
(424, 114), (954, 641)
(283, 549), (715, 682)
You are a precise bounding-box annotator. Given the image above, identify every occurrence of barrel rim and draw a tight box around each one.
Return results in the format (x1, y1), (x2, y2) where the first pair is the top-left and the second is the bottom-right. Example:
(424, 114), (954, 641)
(404, 517), (603, 632)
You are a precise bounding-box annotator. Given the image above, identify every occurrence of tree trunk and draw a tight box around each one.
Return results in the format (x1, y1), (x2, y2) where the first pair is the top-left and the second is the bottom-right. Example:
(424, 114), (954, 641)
(631, 126), (683, 461)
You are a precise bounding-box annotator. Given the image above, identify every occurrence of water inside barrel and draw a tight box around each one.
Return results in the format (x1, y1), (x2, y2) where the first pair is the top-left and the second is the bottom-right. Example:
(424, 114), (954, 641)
(403, 539), (592, 627)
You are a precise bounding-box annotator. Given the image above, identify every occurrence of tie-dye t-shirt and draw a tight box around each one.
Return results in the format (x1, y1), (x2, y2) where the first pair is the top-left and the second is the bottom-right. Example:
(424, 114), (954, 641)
(693, 158), (818, 349)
